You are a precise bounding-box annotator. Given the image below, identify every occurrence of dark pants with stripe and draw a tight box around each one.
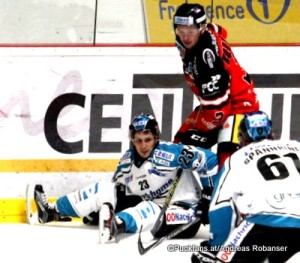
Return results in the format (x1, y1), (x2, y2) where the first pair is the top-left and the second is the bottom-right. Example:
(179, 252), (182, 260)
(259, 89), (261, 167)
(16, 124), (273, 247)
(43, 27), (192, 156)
(219, 224), (300, 263)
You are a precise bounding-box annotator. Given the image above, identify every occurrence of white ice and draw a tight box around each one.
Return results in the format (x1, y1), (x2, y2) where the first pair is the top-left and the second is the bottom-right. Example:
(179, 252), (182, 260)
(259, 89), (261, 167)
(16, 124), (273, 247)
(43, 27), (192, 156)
(0, 222), (299, 263)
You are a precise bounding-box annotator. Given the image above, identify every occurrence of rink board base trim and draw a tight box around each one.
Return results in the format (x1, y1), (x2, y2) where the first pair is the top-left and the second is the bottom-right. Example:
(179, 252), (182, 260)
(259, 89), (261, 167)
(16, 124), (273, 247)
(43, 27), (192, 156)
(0, 159), (119, 223)
(0, 198), (82, 223)
(0, 159), (119, 172)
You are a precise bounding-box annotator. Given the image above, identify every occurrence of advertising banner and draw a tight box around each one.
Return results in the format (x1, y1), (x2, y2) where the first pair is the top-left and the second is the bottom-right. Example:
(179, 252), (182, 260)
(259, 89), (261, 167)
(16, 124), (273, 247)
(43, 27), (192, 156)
(143, 0), (300, 44)
(0, 47), (300, 175)
(0, 46), (299, 220)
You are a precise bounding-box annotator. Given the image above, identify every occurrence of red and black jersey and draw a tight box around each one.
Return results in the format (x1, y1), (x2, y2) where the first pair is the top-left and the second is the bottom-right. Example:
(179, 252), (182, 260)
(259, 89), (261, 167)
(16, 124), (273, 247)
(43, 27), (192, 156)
(175, 23), (259, 132)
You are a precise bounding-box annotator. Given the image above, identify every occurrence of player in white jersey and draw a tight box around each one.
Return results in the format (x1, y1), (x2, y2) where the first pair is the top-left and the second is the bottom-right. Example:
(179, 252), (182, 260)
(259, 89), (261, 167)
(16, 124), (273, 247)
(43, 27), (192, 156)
(33, 113), (218, 242)
(191, 111), (300, 263)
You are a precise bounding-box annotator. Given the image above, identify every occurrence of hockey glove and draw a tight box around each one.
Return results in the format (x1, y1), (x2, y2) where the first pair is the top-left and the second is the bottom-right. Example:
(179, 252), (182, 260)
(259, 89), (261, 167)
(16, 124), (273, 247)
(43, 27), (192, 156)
(177, 129), (218, 149)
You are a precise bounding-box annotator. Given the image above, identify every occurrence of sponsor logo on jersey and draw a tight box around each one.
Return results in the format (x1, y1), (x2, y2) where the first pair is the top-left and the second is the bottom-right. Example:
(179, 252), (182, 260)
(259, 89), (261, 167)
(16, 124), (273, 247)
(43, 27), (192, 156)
(190, 133), (208, 142)
(156, 158), (170, 166)
(200, 117), (218, 130)
(217, 221), (253, 262)
(136, 174), (146, 180)
(203, 48), (215, 68)
(165, 210), (196, 224)
(124, 174), (133, 183)
(266, 191), (300, 209)
(120, 151), (132, 164)
(120, 158), (131, 165)
(202, 74), (221, 95)
(142, 178), (173, 200)
(148, 169), (165, 177)
(121, 151), (131, 159)
(193, 57), (199, 78)
(185, 62), (194, 76)
(154, 149), (174, 161)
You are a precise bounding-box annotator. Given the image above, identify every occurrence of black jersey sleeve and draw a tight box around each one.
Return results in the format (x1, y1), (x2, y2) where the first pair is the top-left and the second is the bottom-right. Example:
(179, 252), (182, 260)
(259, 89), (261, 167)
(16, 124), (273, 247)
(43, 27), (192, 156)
(193, 31), (230, 102)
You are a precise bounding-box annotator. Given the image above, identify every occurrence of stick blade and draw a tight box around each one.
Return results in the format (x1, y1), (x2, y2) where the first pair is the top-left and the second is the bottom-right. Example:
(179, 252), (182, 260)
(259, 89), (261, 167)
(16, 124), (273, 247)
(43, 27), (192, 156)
(137, 226), (147, 255)
(138, 226), (162, 255)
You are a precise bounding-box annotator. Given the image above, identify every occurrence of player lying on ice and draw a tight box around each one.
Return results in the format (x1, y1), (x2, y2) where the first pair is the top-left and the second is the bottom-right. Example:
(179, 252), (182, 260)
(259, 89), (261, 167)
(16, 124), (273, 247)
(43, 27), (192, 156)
(191, 111), (300, 263)
(33, 113), (218, 242)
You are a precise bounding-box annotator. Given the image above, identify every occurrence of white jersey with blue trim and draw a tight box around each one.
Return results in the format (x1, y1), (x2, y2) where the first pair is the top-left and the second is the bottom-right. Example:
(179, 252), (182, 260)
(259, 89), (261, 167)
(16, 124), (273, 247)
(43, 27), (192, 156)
(112, 141), (218, 207)
(209, 139), (300, 246)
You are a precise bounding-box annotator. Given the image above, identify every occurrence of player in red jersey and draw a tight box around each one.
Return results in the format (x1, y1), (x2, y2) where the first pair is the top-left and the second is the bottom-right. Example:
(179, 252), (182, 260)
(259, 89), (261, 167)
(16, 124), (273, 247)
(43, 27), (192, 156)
(173, 3), (260, 169)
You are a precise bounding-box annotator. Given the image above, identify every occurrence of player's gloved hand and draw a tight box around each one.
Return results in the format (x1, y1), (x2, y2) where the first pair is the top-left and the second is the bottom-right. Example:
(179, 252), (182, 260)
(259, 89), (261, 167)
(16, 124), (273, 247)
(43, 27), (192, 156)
(83, 211), (99, 225)
(181, 129), (218, 149)
(191, 241), (224, 263)
(197, 187), (213, 225)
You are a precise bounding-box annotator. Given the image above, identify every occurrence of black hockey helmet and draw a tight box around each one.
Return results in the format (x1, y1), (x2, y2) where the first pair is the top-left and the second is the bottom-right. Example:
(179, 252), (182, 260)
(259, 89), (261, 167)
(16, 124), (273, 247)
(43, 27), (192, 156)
(173, 3), (206, 31)
(238, 111), (272, 143)
(129, 113), (160, 139)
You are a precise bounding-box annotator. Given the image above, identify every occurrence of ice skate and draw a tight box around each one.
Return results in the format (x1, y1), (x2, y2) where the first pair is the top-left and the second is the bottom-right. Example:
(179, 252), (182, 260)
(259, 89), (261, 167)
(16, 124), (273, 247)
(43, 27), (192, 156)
(34, 184), (60, 224)
(99, 203), (124, 244)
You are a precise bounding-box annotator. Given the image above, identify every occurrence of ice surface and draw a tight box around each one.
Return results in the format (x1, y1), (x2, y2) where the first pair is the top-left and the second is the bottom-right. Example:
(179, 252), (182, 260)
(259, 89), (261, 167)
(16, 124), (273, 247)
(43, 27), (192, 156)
(0, 223), (298, 263)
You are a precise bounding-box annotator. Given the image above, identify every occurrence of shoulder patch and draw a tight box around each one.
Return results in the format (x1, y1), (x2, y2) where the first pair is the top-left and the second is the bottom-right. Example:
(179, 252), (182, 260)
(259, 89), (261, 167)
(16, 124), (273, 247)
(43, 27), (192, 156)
(120, 151), (132, 164)
(154, 149), (175, 161)
(121, 151), (131, 160)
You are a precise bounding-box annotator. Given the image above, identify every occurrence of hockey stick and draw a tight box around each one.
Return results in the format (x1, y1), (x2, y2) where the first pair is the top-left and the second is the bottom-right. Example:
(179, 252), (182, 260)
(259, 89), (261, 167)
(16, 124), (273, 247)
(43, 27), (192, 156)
(150, 168), (183, 236)
(138, 216), (201, 255)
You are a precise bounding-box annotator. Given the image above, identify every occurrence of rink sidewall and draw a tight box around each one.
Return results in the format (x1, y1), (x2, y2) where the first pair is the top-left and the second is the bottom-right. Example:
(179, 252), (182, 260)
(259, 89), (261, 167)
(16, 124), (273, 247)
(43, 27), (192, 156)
(0, 46), (300, 222)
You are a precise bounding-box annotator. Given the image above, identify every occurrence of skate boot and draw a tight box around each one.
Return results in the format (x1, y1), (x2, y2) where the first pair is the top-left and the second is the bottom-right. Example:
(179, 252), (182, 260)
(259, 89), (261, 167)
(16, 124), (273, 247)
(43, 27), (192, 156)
(34, 184), (60, 224)
(99, 202), (124, 244)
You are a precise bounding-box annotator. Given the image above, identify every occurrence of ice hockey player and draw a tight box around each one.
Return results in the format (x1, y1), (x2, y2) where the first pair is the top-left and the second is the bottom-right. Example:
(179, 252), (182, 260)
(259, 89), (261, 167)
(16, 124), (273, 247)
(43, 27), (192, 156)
(33, 113), (218, 242)
(172, 3), (260, 169)
(191, 111), (300, 263)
